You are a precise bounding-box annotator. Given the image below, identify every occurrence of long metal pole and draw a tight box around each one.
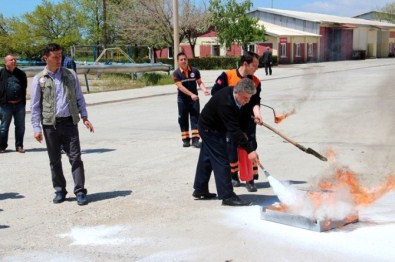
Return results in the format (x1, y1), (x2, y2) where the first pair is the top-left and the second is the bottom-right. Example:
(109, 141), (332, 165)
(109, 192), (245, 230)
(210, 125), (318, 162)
(173, 0), (180, 69)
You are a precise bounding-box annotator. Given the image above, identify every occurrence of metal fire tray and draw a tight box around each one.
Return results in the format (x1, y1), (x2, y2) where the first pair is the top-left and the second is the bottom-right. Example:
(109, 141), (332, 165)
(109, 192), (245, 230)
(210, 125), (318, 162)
(261, 206), (358, 232)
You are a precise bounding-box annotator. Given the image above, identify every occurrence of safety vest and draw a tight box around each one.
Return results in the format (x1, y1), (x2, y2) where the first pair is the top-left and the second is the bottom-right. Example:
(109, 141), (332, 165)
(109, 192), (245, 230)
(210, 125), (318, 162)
(35, 67), (80, 126)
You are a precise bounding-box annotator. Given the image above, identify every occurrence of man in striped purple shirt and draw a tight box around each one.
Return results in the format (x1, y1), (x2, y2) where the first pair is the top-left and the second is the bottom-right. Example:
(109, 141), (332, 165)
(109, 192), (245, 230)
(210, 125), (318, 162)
(30, 43), (94, 206)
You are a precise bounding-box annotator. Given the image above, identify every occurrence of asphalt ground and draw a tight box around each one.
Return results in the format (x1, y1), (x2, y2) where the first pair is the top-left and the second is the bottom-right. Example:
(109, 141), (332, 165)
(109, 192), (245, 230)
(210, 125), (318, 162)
(1, 58), (395, 261)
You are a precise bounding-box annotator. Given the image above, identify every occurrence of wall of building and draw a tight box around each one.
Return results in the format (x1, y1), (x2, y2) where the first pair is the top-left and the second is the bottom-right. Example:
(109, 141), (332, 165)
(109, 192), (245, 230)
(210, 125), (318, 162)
(367, 29), (378, 57)
(353, 28), (369, 51)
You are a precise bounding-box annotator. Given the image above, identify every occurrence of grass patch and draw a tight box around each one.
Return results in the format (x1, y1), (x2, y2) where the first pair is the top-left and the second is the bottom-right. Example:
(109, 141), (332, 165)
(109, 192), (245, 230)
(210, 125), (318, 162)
(79, 72), (174, 93)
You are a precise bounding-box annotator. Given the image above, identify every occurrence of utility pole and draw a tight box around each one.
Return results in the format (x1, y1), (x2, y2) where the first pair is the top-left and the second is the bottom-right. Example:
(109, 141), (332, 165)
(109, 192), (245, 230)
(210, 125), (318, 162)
(173, 0), (179, 69)
(271, 0), (273, 8)
(103, 0), (108, 58)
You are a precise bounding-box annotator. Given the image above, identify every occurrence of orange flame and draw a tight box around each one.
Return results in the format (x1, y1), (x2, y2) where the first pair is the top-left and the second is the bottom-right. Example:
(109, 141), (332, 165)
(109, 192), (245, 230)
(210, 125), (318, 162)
(274, 109), (295, 124)
(268, 166), (395, 224)
(318, 168), (395, 207)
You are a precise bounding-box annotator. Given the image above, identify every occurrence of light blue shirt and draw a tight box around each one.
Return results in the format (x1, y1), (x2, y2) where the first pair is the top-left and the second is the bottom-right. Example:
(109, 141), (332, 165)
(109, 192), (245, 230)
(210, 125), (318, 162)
(30, 67), (88, 133)
(233, 92), (242, 109)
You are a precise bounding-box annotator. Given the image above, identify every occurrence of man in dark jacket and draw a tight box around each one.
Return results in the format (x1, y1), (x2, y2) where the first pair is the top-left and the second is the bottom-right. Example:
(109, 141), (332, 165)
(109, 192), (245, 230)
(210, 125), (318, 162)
(262, 47), (273, 76)
(62, 54), (76, 72)
(193, 78), (260, 206)
(0, 54), (27, 153)
(210, 51), (262, 192)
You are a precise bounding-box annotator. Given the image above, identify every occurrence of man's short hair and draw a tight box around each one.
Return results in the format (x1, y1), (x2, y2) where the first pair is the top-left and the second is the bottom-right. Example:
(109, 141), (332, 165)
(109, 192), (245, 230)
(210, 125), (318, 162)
(177, 52), (187, 60)
(42, 43), (62, 57)
(240, 51), (259, 65)
(234, 78), (256, 95)
(4, 53), (16, 63)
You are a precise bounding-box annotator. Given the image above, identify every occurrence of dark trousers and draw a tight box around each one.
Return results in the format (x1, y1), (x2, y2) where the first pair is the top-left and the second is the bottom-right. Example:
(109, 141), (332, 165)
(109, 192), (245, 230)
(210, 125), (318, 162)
(264, 62), (272, 75)
(42, 117), (87, 195)
(178, 99), (200, 141)
(0, 102), (25, 150)
(193, 126), (235, 199)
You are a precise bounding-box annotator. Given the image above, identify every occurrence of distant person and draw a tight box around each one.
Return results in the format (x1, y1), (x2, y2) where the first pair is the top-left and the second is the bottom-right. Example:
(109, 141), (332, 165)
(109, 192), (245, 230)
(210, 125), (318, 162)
(262, 47), (273, 76)
(193, 78), (260, 206)
(173, 52), (210, 148)
(30, 43), (94, 205)
(62, 54), (76, 72)
(0, 54), (28, 153)
(211, 51), (262, 192)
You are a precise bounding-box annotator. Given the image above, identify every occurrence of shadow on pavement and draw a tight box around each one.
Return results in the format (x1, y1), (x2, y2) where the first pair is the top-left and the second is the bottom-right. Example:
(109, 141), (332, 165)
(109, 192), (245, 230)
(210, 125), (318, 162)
(69, 190), (132, 203)
(286, 180), (307, 185)
(25, 147), (47, 152)
(82, 148), (116, 154)
(238, 194), (279, 206)
(255, 181), (271, 189)
(0, 192), (25, 201)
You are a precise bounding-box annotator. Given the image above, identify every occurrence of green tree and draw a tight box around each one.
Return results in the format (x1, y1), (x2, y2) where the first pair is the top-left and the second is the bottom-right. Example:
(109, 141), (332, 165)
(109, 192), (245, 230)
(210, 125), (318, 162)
(71, 0), (118, 47)
(379, 3), (395, 23)
(7, 17), (42, 59)
(72, 0), (104, 46)
(209, 0), (265, 52)
(0, 14), (11, 56)
(5, 0), (85, 58)
(25, 0), (84, 46)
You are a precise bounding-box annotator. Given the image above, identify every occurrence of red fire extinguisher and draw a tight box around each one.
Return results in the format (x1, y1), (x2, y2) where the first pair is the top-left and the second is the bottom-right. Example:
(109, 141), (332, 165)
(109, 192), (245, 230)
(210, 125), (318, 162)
(238, 147), (253, 182)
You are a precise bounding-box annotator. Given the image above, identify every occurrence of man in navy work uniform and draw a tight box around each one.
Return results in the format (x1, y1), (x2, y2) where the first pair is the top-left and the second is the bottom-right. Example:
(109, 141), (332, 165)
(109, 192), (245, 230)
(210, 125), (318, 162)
(192, 78), (260, 206)
(30, 43), (94, 206)
(0, 54), (28, 153)
(173, 52), (209, 148)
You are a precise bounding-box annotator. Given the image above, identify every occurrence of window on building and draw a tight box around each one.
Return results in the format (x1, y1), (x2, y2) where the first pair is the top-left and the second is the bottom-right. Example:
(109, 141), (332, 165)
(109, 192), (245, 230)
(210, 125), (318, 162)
(295, 43), (301, 57)
(389, 43), (395, 55)
(168, 46), (173, 59)
(248, 44), (255, 52)
(308, 43), (313, 57)
(280, 43), (287, 57)
(212, 45), (220, 56)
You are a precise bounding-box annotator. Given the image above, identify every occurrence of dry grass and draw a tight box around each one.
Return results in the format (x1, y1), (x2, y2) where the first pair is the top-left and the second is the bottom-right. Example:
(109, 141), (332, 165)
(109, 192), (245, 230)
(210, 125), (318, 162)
(79, 73), (173, 93)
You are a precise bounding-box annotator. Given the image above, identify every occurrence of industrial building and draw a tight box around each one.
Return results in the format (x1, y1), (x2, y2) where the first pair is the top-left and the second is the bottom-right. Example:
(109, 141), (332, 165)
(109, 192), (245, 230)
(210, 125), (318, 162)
(156, 8), (395, 64)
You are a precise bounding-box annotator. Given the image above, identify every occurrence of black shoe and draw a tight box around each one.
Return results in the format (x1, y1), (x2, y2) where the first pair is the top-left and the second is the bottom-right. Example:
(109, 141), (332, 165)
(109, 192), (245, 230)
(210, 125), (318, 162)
(183, 140), (191, 147)
(76, 193), (88, 205)
(192, 141), (201, 148)
(231, 179), (241, 187)
(246, 181), (257, 192)
(192, 190), (217, 200)
(53, 192), (66, 204)
(222, 195), (251, 206)
(16, 147), (26, 153)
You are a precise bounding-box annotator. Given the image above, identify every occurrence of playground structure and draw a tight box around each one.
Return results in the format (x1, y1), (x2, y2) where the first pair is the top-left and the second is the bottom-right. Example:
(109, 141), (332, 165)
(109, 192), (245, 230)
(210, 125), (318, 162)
(94, 47), (136, 64)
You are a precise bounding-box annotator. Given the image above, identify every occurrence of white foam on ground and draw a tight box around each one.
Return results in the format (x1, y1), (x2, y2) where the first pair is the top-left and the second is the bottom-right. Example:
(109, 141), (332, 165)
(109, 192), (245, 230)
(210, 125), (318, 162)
(222, 203), (395, 261)
(58, 225), (148, 246)
(3, 253), (83, 262)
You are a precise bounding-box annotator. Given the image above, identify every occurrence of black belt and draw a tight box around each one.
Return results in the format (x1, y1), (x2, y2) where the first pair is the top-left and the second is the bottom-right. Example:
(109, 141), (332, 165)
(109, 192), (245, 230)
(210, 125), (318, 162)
(55, 116), (72, 123)
(7, 99), (22, 104)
